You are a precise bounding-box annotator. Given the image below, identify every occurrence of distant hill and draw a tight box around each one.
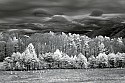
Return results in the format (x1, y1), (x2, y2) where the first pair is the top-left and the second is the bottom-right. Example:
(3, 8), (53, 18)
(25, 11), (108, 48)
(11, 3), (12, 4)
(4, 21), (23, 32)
(73, 14), (125, 38)
(0, 14), (125, 38)
(85, 24), (125, 38)
(0, 15), (86, 34)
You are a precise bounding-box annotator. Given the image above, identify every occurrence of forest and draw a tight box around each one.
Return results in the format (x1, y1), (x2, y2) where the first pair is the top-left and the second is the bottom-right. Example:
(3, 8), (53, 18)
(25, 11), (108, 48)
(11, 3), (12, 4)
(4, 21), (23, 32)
(1, 31), (125, 70)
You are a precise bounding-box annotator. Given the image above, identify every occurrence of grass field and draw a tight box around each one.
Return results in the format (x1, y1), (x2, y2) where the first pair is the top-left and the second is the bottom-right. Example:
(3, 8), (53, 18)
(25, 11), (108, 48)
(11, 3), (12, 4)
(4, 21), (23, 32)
(0, 68), (125, 83)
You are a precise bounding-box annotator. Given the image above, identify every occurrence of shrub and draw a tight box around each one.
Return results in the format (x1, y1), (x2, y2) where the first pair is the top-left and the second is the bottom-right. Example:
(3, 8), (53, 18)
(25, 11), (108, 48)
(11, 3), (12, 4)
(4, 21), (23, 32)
(2, 61), (12, 70)
(3, 57), (14, 70)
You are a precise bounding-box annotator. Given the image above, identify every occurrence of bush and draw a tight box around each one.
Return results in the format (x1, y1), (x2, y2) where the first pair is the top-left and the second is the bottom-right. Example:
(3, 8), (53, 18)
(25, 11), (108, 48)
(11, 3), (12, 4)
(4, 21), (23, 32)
(3, 57), (14, 70)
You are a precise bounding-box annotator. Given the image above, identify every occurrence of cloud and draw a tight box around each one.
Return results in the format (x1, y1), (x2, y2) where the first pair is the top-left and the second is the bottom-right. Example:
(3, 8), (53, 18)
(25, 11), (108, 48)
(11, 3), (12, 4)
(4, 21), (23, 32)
(0, 0), (124, 23)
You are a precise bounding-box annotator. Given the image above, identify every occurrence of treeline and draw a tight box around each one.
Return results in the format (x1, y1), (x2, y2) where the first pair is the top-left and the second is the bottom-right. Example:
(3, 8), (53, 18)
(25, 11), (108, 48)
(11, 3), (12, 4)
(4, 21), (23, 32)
(2, 46), (125, 70)
(1, 32), (125, 70)
(28, 32), (125, 58)
(0, 32), (125, 61)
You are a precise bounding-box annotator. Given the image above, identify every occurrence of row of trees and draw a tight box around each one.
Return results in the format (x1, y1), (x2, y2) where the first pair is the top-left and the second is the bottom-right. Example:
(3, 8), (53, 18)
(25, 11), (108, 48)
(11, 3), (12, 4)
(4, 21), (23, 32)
(2, 45), (125, 70)
(0, 32), (125, 62)
(28, 32), (125, 58)
(41, 50), (125, 69)
(2, 43), (39, 70)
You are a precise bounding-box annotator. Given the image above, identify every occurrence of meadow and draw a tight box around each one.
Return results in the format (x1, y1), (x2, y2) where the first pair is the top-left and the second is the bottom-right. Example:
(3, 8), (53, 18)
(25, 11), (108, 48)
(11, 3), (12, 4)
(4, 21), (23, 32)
(0, 68), (125, 83)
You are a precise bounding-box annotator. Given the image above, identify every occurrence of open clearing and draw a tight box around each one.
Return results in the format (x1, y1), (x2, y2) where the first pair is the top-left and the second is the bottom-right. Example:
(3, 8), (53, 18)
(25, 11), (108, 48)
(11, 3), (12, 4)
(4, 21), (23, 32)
(0, 68), (125, 83)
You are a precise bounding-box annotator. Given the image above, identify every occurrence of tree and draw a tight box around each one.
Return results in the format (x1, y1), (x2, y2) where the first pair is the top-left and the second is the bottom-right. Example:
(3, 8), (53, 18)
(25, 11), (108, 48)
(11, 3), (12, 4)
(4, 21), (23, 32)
(116, 52), (125, 68)
(108, 53), (117, 68)
(22, 43), (39, 62)
(96, 52), (108, 68)
(0, 41), (6, 62)
(90, 9), (103, 16)
(76, 53), (88, 68)
(88, 55), (97, 68)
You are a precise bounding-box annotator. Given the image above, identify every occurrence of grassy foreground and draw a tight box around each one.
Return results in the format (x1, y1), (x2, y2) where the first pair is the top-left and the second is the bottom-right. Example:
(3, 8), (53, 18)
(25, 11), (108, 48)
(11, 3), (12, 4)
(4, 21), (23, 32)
(0, 68), (125, 83)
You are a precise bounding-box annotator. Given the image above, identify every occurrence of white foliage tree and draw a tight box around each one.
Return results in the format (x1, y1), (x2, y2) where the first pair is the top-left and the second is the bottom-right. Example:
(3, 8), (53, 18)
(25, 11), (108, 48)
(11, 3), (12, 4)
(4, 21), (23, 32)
(77, 53), (88, 68)
(22, 43), (39, 62)
(88, 55), (97, 68)
(96, 52), (108, 68)
(108, 53), (117, 67)
(53, 49), (63, 61)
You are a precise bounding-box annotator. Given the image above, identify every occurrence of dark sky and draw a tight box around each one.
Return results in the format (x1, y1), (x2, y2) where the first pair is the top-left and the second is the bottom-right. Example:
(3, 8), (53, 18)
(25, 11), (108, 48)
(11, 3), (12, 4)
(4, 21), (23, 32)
(0, 0), (125, 23)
